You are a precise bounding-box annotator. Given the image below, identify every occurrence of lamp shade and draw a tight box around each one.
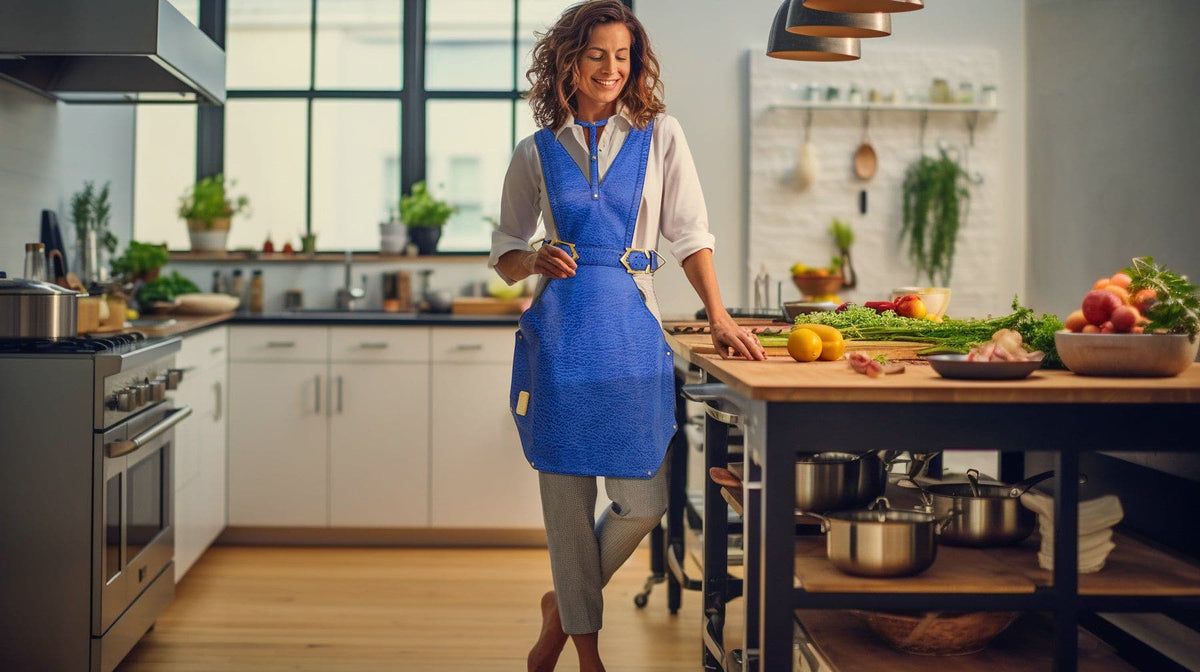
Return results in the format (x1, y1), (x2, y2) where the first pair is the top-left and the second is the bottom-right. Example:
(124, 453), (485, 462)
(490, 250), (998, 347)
(787, 2), (890, 38)
(803, 0), (923, 12)
(767, 1), (860, 62)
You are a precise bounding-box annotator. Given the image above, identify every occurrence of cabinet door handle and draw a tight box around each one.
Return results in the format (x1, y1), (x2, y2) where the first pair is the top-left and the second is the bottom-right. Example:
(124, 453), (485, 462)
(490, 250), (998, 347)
(337, 376), (344, 414)
(213, 380), (223, 421)
(267, 341), (296, 349)
(314, 375), (321, 414)
(358, 342), (389, 350)
(454, 343), (484, 351)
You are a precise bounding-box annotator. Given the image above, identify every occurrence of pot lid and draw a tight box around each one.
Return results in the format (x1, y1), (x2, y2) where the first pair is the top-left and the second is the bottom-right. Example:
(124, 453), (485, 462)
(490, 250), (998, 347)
(0, 276), (79, 297)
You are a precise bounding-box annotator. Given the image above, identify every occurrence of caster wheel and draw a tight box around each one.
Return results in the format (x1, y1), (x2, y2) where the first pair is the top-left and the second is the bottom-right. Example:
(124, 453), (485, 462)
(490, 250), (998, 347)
(633, 593), (648, 608)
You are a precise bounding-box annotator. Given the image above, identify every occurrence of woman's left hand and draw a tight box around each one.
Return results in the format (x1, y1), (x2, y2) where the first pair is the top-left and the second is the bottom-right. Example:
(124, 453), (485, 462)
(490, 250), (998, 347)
(710, 314), (767, 361)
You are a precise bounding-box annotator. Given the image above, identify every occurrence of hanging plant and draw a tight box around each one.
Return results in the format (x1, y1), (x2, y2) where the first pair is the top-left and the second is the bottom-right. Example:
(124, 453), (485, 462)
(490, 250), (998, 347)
(900, 148), (971, 286)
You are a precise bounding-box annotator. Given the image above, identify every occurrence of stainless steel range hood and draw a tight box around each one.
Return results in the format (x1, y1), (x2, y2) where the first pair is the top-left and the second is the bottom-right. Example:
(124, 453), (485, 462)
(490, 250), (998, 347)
(0, 0), (225, 104)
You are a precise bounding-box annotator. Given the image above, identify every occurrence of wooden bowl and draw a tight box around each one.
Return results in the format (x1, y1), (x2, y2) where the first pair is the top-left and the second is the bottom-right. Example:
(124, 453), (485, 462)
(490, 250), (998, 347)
(854, 610), (1020, 656)
(792, 274), (844, 297)
(1054, 331), (1199, 377)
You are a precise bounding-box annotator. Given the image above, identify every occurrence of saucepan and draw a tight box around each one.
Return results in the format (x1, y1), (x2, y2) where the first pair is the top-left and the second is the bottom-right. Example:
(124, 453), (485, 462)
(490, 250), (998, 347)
(903, 469), (1055, 547)
(794, 449), (930, 512)
(803, 496), (959, 577)
(0, 274), (79, 340)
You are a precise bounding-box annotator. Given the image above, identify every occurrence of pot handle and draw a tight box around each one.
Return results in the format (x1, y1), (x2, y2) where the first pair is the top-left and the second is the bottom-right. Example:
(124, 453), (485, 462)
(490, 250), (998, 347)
(796, 510), (831, 533)
(893, 478), (934, 508)
(936, 508), (964, 533)
(1007, 469), (1056, 498)
(867, 496), (892, 512)
(966, 468), (982, 497)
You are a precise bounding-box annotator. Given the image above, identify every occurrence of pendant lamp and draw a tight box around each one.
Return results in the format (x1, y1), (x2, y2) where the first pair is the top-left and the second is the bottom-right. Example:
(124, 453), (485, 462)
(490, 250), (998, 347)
(787, 1), (891, 38)
(802, 0), (923, 13)
(767, 1), (860, 62)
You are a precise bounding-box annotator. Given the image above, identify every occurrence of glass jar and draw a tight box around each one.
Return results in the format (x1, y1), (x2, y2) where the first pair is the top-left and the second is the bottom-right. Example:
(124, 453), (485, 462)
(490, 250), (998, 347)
(958, 82), (975, 104)
(24, 243), (47, 282)
(981, 85), (998, 107)
(929, 78), (951, 104)
(249, 270), (264, 313)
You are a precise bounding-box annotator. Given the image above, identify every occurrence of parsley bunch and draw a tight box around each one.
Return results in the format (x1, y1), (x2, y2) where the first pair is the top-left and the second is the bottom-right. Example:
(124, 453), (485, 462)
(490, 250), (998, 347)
(1125, 256), (1200, 341)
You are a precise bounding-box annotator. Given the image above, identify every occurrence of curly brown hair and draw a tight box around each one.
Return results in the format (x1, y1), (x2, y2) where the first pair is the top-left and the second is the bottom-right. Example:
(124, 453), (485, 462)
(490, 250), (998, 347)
(526, 0), (665, 131)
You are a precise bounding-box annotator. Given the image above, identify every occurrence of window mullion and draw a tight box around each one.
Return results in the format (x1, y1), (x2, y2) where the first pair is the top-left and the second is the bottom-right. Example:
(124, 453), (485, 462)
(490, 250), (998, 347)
(401, 0), (426, 196)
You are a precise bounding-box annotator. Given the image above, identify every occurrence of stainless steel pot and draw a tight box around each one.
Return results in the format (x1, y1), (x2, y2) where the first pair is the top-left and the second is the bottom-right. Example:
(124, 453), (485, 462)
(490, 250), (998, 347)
(915, 469), (1055, 547)
(0, 275), (78, 339)
(795, 449), (920, 512)
(808, 496), (956, 577)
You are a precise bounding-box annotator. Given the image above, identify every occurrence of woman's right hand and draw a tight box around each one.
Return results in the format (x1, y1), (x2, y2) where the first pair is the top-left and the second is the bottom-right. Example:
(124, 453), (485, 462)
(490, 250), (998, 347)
(527, 244), (577, 279)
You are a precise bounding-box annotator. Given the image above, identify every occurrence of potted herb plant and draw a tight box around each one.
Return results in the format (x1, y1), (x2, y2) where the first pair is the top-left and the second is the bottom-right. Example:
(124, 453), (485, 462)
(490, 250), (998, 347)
(111, 240), (169, 283)
(899, 148), (971, 286)
(178, 174), (250, 252)
(400, 180), (456, 255)
(70, 181), (118, 284)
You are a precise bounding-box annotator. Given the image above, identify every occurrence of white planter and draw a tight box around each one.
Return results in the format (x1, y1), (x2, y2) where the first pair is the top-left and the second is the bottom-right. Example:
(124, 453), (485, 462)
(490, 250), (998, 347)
(188, 229), (229, 252)
(379, 222), (407, 254)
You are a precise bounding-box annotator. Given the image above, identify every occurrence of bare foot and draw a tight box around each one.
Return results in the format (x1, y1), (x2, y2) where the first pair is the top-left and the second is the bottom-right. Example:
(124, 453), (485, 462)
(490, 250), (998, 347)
(527, 590), (568, 672)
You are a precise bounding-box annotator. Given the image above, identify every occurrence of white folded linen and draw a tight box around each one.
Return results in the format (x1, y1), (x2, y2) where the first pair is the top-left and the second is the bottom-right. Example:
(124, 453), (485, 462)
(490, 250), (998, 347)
(1020, 492), (1124, 535)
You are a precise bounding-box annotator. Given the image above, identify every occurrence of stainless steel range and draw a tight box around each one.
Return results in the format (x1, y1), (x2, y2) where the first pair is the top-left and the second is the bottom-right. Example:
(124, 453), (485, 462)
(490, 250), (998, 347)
(0, 333), (191, 672)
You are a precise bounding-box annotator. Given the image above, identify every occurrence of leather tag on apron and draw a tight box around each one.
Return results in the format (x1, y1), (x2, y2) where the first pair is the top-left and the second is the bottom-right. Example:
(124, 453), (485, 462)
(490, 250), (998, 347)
(516, 390), (530, 416)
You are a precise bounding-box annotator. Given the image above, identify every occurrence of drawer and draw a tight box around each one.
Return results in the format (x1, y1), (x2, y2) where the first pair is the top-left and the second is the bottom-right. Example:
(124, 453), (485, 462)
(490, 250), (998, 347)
(178, 326), (228, 371)
(330, 326), (430, 362)
(431, 327), (515, 364)
(230, 326), (328, 362)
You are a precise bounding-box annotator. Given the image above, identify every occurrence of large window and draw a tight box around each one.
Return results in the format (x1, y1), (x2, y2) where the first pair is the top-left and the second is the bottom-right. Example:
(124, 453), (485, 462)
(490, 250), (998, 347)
(134, 0), (629, 252)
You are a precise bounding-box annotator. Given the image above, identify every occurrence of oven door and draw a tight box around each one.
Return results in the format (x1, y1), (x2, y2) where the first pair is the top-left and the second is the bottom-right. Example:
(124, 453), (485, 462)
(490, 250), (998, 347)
(94, 403), (192, 635)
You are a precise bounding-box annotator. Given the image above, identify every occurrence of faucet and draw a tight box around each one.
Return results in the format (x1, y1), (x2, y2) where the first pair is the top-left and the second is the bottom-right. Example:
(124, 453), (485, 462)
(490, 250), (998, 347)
(335, 250), (365, 311)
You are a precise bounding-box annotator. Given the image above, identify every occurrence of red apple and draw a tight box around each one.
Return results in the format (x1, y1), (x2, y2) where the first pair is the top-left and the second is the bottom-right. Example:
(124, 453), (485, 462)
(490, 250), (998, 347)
(1100, 321), (1116, 334)
(1081, 290), (1122, 326)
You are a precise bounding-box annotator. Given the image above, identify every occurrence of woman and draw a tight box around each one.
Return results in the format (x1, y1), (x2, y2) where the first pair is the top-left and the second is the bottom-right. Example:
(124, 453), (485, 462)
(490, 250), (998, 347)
(489, 2), (765, 670)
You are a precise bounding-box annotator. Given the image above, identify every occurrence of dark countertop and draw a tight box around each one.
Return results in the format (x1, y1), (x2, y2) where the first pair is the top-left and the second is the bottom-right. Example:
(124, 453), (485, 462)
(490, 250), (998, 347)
(126, 311), (519, 339)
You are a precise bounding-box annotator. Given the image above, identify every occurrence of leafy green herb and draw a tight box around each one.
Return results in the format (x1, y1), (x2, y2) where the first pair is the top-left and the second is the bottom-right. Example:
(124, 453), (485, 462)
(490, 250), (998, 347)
(872, 353), (889, 365)
(1124, 256), (1199, 341)
(137, 271), (199, 304)
(900, 148), (970, 286)
(400, 180), (456, 228)
(111, 241), (168, 280)
(779, 297), (1064, 367)
(179, 174), (250, 226)
(830, 218), (855, 251)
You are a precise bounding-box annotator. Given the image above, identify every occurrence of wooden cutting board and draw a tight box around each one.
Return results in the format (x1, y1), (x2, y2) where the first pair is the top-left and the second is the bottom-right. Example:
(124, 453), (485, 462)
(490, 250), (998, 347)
(451, 297), (527, 315)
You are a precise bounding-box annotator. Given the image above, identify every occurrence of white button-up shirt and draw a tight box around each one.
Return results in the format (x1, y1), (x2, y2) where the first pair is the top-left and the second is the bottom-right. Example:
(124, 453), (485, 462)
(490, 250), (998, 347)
(488, 109), (715, 300)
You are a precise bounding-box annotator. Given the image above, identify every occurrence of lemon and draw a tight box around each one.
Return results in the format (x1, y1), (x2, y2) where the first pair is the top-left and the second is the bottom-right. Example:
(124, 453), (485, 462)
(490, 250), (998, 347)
(795, 323), (845, 361)
(787, 328), (823, 362)
(789, 262), (808, 275)
(126, 308), (140, 320)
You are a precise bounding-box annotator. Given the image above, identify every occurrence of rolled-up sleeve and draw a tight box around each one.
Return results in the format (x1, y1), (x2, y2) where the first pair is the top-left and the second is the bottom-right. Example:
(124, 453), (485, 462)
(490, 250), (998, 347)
(658, 116), (715, 264)
(489, 137), (542, 284)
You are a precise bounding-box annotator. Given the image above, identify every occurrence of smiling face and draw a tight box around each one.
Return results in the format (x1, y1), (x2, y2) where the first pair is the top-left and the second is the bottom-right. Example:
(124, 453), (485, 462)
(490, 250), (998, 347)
(573, 21), (633, 121)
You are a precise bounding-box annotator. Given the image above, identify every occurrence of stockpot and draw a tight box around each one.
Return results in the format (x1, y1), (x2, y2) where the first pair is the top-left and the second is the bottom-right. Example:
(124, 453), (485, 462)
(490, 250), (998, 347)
(794, 449), (926, 512)
(806, 496), (957, 578)
(0, 275), (78, 340)
(912, 469), (1055, 547)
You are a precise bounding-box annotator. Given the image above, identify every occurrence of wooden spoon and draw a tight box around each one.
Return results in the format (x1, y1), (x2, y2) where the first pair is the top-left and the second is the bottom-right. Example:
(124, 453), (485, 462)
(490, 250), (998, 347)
(853, 142), (877, 180)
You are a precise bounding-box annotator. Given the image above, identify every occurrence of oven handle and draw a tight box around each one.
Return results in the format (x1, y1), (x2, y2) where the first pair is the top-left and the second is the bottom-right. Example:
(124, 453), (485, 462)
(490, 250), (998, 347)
(105, 405), (193, 458)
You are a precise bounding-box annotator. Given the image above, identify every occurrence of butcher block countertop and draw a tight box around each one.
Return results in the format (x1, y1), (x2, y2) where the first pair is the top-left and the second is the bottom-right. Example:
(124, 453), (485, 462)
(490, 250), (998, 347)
(663, 325), (1200, 404)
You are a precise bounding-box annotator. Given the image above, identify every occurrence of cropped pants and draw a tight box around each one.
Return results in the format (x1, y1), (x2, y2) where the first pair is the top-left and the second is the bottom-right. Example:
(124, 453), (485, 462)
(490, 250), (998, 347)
(537, 456), (669, 635)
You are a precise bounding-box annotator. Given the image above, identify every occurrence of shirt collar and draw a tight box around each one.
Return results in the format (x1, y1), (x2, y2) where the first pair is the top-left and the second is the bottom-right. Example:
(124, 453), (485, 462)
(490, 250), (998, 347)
(553, 103), (634, 139)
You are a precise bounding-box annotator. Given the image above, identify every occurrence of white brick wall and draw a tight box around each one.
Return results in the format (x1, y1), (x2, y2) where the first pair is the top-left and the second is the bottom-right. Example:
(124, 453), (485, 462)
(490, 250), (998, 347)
(749, 47), (1014, 318)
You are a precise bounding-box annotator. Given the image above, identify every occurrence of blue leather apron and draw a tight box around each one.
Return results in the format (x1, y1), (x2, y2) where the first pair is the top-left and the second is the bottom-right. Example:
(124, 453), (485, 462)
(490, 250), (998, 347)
(509, 118), (676, 479)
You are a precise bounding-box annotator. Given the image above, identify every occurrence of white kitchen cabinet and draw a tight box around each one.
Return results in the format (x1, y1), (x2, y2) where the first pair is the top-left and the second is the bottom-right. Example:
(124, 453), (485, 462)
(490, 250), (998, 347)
(173, 326), (228, 582)
(430, 327), (543, 528)
(329, 362), (429, 526)
(228, 326), (432, 529)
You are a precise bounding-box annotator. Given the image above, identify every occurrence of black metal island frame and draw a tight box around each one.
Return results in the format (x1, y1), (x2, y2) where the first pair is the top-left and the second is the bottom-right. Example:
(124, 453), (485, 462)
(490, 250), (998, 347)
(664, 330), (1200, 672)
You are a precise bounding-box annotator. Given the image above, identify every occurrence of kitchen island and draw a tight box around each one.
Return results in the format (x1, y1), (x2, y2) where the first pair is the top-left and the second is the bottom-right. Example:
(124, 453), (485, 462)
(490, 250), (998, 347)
(665, 329), (1200, 672)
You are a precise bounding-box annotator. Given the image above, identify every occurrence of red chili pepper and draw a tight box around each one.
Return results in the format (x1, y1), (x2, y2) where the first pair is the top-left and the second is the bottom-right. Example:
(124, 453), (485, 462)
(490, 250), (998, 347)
(835, 302), (851, 313)
(864, 301), (896, 313)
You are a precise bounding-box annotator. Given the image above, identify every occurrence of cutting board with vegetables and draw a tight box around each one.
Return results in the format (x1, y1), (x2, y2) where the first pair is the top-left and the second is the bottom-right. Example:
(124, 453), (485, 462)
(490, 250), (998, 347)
(668, 329), (929, 360)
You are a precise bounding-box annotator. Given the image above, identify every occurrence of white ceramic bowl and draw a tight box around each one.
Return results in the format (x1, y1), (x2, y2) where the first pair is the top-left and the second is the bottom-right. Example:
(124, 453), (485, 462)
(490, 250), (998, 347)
(1054, 330), (1199, 377)
(891, 286), (952, 320)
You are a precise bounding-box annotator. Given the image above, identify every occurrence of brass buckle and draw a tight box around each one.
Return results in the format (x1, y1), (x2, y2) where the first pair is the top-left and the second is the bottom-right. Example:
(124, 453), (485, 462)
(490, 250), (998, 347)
(538, 238), (578, 261)
(620, 248), (661, 274)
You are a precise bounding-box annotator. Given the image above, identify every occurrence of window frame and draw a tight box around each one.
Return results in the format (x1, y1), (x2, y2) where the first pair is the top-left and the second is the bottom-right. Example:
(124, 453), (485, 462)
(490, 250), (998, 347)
(193, 0), (633, 254)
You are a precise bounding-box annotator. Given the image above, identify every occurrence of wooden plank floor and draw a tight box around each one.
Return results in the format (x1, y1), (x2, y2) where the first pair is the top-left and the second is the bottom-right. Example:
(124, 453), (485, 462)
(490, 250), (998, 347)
(117, 545), (726, 672)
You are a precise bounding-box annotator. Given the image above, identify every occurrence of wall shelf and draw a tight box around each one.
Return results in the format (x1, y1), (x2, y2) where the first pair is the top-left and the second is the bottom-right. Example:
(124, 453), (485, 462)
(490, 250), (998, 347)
(769, 101), (1000, 113)
(168, 251), (488, 264)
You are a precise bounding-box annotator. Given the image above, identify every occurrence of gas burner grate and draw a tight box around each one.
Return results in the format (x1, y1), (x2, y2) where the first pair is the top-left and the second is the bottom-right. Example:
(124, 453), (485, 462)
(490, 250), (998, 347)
(0, 332), (148, 354)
